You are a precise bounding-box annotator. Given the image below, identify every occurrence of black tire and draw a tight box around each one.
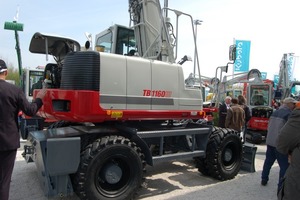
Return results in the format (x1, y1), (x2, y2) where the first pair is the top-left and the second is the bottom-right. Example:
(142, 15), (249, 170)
(195, 127), (242, 181)
(73, 135), (145, 200)
(195, 156), (210, 176)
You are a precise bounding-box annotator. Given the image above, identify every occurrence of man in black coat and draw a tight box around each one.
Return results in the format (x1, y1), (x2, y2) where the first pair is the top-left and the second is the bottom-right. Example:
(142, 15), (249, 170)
(218, 96), (232, 128)
(0, 59), (45, 200)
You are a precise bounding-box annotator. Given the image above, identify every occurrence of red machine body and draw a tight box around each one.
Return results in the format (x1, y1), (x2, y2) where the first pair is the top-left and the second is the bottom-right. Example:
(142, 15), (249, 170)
(36, 89), (206, 122)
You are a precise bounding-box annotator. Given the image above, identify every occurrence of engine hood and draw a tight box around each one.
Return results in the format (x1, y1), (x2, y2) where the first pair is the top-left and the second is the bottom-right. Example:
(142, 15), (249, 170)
(29, 32), (81, 59)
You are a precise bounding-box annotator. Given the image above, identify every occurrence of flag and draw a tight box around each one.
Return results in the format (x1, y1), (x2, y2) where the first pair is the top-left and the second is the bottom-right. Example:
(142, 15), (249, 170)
(234, 40), (251, 72)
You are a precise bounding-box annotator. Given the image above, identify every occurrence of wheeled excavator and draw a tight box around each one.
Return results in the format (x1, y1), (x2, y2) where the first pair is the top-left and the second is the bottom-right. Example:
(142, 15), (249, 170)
(22, 1), (244, 199)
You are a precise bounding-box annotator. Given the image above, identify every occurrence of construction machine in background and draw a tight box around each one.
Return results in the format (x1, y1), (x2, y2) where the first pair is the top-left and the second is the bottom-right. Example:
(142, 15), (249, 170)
(184, 63), (232, 124)
(202, 68), (274, 144)
(238, 53), (300, 144)
(174, 52), (299, 146)
(274, 53), (300, 102)
(21, 1), (244, 199)
(18, 67), (49, 137)
(22, 67), (44, 102)
(245, 80), (274, 144)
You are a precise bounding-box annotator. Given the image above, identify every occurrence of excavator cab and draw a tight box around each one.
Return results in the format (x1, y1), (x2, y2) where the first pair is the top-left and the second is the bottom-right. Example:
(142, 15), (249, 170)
(248, 84), (272, 107)
(94, 24), (136, 56)
(23, 69), (44, 101)
(246, 83), (273, 144)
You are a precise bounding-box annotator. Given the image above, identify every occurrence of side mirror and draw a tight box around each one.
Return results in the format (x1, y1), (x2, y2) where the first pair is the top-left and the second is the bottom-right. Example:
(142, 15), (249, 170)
(229, 44), (236, 61)
(85, 41), (90, 50)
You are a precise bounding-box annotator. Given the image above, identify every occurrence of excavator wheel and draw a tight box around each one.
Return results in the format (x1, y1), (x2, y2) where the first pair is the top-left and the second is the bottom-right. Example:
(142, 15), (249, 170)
(195, 127), (242, 180)
(73, 135), (145, 200)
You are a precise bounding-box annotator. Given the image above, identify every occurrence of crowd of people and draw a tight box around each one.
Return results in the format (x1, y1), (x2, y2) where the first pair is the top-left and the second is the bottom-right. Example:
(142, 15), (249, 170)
(218, 94), (250, 142)
(218, 93), (300, 200)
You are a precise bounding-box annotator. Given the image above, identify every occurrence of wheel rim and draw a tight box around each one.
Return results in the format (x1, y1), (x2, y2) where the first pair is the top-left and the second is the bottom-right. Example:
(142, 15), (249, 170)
(96, 155), (131, 197)
(102, 162), (123, 184)
(224, 148), (233, 162)
(221, 141), (239, 170)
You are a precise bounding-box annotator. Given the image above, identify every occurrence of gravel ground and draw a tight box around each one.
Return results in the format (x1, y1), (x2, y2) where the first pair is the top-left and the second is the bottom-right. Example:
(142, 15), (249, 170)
(10, 142), (278, 200)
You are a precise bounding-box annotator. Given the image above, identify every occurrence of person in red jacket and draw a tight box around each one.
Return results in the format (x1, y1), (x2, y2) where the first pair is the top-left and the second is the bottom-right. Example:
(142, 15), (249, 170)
(0, 59), (45, 200)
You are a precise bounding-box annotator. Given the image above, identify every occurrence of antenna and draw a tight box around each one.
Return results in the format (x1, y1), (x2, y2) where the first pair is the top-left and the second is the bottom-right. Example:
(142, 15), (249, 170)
(14, 5), (20, 22)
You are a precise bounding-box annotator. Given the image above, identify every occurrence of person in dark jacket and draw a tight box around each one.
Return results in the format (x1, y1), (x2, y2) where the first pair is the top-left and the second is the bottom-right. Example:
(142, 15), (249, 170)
(277, 104), (300, 200)
(0, 59), (45, 200)
(261, 97), (297, 192)
(218, 96), (232, 128)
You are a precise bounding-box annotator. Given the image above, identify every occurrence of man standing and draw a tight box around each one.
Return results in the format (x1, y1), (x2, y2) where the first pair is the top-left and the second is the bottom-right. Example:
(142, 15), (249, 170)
(225, 98), (245, 132)
(219, 96), (232, 128)
(237, 95), (251, 142)
(277, 103), (300, 200)
(261, 97), (297, 191)
(0, 59), (45, 200)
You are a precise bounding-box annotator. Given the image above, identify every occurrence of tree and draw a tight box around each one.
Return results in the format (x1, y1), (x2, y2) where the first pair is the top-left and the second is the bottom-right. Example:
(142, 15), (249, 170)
(7, 68), (20, 85)
(2, 60), (21, 86)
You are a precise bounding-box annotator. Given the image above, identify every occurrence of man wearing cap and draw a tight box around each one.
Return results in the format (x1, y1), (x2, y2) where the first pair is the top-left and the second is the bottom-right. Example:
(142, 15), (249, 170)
(261, 97), (297, 192)
(0, 59), (45, 200)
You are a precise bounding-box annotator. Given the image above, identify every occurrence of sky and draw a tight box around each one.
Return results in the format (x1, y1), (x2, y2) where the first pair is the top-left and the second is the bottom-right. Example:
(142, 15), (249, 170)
(1, 0), (300, 80)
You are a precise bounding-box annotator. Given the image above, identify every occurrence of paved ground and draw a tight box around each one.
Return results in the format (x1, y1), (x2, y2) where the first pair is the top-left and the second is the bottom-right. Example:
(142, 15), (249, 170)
(10, 142), (279, 200)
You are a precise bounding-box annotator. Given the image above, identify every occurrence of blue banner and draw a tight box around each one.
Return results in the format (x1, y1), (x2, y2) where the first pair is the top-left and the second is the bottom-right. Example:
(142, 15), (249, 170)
(234, 40), (251, 72)
(261, 72), (267, 80)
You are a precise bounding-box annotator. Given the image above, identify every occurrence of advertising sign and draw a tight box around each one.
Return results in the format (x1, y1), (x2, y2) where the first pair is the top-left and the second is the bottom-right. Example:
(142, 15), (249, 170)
(261, 72), (267, 80)
(234, 40), (251, 72)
